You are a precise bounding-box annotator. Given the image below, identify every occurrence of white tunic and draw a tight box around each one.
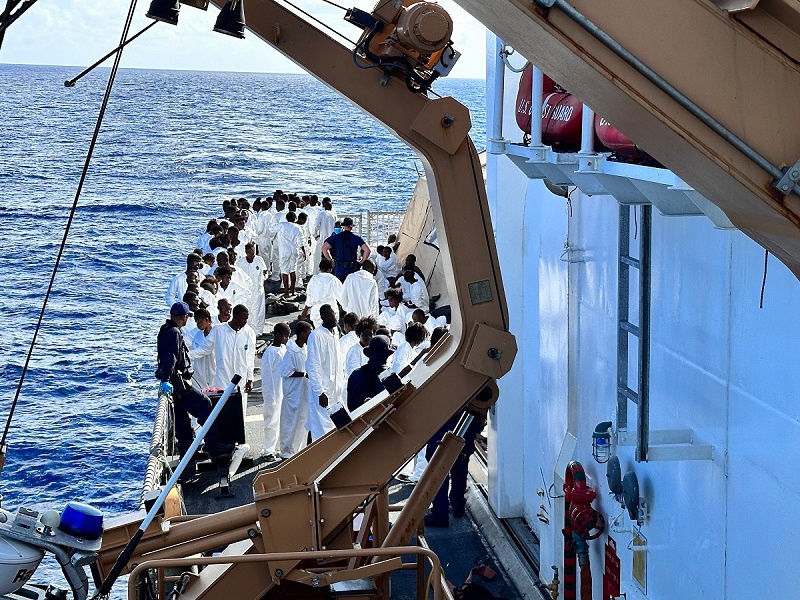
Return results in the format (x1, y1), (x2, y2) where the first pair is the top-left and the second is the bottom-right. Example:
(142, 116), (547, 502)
(279, 339), (309, 457)
(392, 341), (418, 374)
(314, 210), (336, 274)
(345, 342), (368, 376)
(377, 250), (401, 280)
(189, 327), (215, 391)
(271, 221), (305, 274)
(165, 272), (188, 307)
(306, 326), (341, 440)
(218, 280), (251, 307)
(189, 322), (256, 415)
(261, 344), (286, 455)
(339, 331), (359, 375)
(304, 272), (343, 327)
(341, 270), (380, 319)
(236, 255), (267, 335)
(407, 279), (430, 311)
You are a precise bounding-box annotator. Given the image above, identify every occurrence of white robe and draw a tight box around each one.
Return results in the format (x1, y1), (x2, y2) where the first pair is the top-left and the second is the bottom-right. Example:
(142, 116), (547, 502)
(339, 331), (359, 376)
(345, 342), (368, 377)
(392, 341), (418, 374)
(314, 211), (336, 274)
(279, 339), (309, 457)
(189, 322), (256, 416)
(407, 279), (430, 311)
(236, 256), (267, 335)
(189, 326), (215, 391)
(304, 272), (343, 327)
(341, 270), (380, 319)
(261, 344), (286, 455)
(165, 273), (188, 307)
(218, 279), (251, 308)
(256, 211), (274, 270)
(306, 326), (341, 441)
(377, 251), (401, 280)
(271, 221), (305, 275)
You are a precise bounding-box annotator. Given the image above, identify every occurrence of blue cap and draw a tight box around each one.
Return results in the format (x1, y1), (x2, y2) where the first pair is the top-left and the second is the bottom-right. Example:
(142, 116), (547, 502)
(170, 302), (192, 317)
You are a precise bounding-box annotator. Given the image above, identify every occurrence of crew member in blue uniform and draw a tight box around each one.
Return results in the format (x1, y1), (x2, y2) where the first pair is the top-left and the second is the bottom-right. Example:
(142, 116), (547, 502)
(321, 217), (371, 282)
(156, 301), (227, 459)
(346, 335), (395, 412)
(424, 327), (483, 528)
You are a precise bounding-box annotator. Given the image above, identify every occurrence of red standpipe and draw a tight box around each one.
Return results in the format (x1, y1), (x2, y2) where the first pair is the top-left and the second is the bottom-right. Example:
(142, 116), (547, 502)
(563, 461), (606, 600)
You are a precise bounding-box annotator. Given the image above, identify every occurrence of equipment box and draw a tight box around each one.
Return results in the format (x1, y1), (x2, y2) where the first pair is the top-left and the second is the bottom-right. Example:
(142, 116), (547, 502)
(206, 389), (245, 445)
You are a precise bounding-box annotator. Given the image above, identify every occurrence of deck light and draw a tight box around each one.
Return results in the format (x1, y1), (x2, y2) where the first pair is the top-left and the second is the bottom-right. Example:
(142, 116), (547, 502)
(214, 0), (246, 39)
(146, 0), (181, 25)
(592, 421), (613, 463)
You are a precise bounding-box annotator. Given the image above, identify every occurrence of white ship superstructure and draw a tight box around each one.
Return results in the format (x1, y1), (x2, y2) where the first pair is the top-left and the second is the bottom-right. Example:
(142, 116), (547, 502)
(484, 32), (800, 599)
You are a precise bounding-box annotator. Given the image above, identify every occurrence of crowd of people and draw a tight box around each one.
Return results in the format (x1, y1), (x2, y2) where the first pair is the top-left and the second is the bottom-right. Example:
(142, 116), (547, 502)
(157, 190), (472, 527)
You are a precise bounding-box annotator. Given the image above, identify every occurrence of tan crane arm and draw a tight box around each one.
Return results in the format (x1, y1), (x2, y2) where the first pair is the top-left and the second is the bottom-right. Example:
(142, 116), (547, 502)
(95, 1), (515, 597)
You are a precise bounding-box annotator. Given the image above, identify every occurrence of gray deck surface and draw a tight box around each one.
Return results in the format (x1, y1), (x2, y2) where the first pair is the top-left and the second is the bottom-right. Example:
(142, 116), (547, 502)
(179, 280), (520, 599)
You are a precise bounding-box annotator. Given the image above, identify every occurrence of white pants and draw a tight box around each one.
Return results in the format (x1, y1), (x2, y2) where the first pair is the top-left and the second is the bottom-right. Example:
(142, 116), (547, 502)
(247, 289), (266, 336)
(262, 391), (281, 455)
(279, 388), (308, 458)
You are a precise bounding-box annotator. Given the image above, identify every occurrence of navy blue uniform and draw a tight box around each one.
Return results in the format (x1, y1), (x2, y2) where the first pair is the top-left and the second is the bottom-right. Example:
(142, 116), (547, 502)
(156, 319), (219, 457)
(346, 362), (385, 412)
(425, 411), (484, 520)
(328, 230), (365, 282)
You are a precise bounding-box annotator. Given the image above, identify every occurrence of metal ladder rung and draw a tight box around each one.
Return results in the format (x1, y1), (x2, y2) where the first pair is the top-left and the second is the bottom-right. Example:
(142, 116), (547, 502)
(618, 386), (639, 404)
(619, 320), (640, 336)
(620, 255), (640, 268)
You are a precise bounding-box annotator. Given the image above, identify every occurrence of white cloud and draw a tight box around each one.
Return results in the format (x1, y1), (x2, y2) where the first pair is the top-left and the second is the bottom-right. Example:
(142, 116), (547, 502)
(1, 0), (485, 78)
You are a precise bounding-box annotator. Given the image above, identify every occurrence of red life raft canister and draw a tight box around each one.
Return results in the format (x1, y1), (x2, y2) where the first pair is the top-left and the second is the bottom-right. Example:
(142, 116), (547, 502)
(594, 116), (653, 162)
(515, 64), (584, 151)
(514, 63), (557, 135)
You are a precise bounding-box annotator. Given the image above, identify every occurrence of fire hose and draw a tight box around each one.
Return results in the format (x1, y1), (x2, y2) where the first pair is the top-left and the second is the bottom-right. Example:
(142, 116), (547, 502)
(563, 461), (605, 600)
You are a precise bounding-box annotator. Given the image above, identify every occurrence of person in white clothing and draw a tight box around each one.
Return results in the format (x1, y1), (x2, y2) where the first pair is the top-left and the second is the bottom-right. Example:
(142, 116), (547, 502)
(279, 321), (311, 458)
(216, 252), (252, 290)
(402, 269), (430, 312)
(261, 322), (289, 460)
(391, 323), (428, 374)
(296, 212), (313, 280)
(271, 211), (306, 297)
(268, 198), (287, 281)
(378, 288), (408, 347)
(377, 245), (402, 282)
(339, 313), (360, 375)
(189, 304), (256, 418)
(306, 304), (341, 441)
(313, 200), (336, 274)
(345, 316), (376, 376)
(215, 266), (251, 308)
(189, 308), (215, 391)
(302, 259), (343, 327)
(165, 254), (203, 307)
(254, 199), (274, 272)
(236, 242), (267, 336)
(341, 261), (380, 319)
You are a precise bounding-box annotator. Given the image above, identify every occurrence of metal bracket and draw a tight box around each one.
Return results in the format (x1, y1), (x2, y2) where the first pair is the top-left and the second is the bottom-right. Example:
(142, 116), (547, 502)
(772, 158), (800, 195)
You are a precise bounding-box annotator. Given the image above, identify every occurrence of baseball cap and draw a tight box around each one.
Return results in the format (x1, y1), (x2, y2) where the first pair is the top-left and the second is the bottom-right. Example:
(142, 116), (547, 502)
(363, 335), (395, 359)
(170, 301), (192, 317)
(342, 217), (354, 227)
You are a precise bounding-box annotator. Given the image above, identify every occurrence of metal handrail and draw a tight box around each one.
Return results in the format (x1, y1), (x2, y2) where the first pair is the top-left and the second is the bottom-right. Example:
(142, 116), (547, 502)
(127, 546), (448, 600)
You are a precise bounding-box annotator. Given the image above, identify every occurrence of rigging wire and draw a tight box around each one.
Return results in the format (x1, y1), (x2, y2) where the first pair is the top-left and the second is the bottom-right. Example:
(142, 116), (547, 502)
(317, 0), (348, 10)
(0, 0), (139, 453)
(278, 0), (359, 47)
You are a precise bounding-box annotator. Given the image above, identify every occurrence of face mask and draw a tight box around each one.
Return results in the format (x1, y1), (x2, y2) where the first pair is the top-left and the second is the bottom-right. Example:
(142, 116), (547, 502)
(333, 227), (342, 234)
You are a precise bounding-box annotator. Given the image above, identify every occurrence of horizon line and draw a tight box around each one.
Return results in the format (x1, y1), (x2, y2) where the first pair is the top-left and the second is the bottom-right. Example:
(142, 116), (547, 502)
(0, 61), (486, 81)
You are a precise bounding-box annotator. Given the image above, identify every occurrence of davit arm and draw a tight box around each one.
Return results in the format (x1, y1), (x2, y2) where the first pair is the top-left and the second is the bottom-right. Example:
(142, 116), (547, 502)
(95, 1), (516, 598)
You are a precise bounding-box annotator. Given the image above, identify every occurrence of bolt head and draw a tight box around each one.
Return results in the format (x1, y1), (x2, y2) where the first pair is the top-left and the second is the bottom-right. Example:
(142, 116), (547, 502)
(792, 170), (799, 178)
(261, 508), (271, 518)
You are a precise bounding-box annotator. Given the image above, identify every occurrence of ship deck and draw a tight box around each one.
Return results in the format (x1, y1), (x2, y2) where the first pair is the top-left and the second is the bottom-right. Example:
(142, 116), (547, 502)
(174, 281), (526, 599)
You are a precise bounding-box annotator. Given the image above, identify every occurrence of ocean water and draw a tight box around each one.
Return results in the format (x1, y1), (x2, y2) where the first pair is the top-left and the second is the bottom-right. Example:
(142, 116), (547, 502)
(0, 63), (484, 589)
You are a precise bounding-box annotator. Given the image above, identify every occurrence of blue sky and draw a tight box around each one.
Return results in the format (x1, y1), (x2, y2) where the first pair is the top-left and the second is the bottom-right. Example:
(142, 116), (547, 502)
(0, 0), (487, 78)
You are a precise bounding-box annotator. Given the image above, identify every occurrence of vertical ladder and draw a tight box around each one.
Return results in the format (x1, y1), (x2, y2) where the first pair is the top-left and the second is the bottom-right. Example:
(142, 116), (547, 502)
(616, 204), (652, 462)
